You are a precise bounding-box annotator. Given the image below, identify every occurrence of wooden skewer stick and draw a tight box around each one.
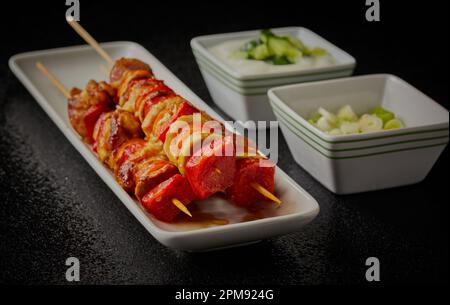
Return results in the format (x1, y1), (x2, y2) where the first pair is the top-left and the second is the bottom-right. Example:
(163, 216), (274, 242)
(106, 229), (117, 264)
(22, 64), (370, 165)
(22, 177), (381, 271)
(172, 199), (192, 217)
(36, 61), (193, 218)
(250, 182), (282, 204)
(66, 16), (114, 66)
(65, 19), (281, 208)
(36, 62), (71, 98)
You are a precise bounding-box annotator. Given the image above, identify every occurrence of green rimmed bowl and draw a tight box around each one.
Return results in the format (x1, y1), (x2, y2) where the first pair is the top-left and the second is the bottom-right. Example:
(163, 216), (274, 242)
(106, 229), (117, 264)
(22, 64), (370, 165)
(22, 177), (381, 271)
(191, 27), (356, 125)
(268, 74), (449, 194)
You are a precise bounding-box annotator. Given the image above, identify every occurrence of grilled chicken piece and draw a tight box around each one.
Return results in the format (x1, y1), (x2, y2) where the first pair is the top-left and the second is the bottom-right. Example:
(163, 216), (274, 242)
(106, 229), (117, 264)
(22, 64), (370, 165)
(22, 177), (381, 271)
(114, 137), (178, 200)
(68, 80), (116, 143)
(93, 109), (143, 168)
(110, 58), (153, 89)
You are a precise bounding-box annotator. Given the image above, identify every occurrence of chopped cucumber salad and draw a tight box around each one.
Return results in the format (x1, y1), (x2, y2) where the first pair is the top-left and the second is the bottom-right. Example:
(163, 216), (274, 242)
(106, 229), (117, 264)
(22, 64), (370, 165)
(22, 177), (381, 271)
(235, 29), (327, 65)
(308, 105), (404, 135)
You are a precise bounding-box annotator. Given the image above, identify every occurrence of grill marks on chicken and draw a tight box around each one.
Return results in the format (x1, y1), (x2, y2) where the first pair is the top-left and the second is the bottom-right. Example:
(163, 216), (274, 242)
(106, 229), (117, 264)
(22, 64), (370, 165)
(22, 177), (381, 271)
(67, 77), (195, 221)
(110, 59), (238, 199)
(109, 58), (276, 206)
(68, 80), (116, 143)
(64, 57), (277, 222)
(110, 58), (152, 88)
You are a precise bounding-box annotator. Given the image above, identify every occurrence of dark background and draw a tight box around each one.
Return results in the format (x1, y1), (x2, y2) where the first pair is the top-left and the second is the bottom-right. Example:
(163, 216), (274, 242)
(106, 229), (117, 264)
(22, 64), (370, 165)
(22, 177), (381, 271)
(0, 1), (448, 284)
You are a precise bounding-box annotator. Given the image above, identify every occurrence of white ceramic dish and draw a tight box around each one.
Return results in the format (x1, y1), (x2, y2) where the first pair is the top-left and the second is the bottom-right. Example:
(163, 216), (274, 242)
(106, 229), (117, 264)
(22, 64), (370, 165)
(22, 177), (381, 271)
(9, 41), (319, 251)
(191, 27), (356, 124)
(269, 74), (449, 194)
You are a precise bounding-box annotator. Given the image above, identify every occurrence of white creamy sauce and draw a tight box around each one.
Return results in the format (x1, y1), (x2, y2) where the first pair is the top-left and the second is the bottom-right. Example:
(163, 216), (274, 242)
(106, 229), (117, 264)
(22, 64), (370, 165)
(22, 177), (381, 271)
(209, 38), (335, 76)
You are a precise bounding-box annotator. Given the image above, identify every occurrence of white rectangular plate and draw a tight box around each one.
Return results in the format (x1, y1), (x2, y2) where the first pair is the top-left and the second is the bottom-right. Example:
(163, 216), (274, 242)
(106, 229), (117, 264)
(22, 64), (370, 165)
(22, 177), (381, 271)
(9, 41), (319, 251)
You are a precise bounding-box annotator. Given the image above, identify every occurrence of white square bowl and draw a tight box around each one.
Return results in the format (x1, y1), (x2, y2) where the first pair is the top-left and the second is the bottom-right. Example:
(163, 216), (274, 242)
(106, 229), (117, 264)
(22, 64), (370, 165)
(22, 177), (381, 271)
(191, 27), (356, 124)
(268, 74), (449, 194)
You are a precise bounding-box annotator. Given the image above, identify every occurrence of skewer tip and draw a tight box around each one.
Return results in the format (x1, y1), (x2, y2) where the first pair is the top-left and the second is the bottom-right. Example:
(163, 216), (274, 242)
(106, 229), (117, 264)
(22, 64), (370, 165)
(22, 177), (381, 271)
(250, 182), (282, 205)
(65, 15), (114, 66)
(172, 198), (192, 217)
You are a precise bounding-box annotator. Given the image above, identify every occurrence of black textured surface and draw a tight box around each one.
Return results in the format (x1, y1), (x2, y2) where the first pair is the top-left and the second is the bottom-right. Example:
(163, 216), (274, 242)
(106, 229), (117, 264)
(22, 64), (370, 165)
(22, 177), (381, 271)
(0, 1), (448, 284)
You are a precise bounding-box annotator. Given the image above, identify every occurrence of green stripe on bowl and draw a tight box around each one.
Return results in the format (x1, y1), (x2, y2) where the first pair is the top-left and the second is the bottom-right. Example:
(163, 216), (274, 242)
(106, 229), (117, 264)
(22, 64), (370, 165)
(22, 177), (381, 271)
(192, 47), (355, 83)
(193, 49), (353, 90)
(274, 108), (448, 160)
(195, 56), (267, 95)
(273, 107), (449, 157)
(271, 100), (449, 145)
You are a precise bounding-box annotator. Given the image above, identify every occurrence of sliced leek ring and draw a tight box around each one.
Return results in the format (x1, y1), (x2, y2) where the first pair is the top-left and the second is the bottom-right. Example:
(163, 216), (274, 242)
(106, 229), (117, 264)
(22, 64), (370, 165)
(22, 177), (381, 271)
(177, 132), (205, 174)
(328, 128), (342, 136)
(384, 118), (404, 130)
(337, 105), (358, 122)
(317, 116), (335, 132)
(340, 121), (360, 135)
(141, 97), (180, 138)
(359, 114), (383, 133)
(164, 114), (204, 163)
(318, 107), (337, 125)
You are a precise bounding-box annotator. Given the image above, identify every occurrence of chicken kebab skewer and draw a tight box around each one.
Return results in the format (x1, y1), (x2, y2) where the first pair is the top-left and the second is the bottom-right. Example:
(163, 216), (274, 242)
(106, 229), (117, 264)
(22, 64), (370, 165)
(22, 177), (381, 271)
(110, 58), (280, 206)
(65, 18), (281, 206)
(36, 62), (194, 222)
